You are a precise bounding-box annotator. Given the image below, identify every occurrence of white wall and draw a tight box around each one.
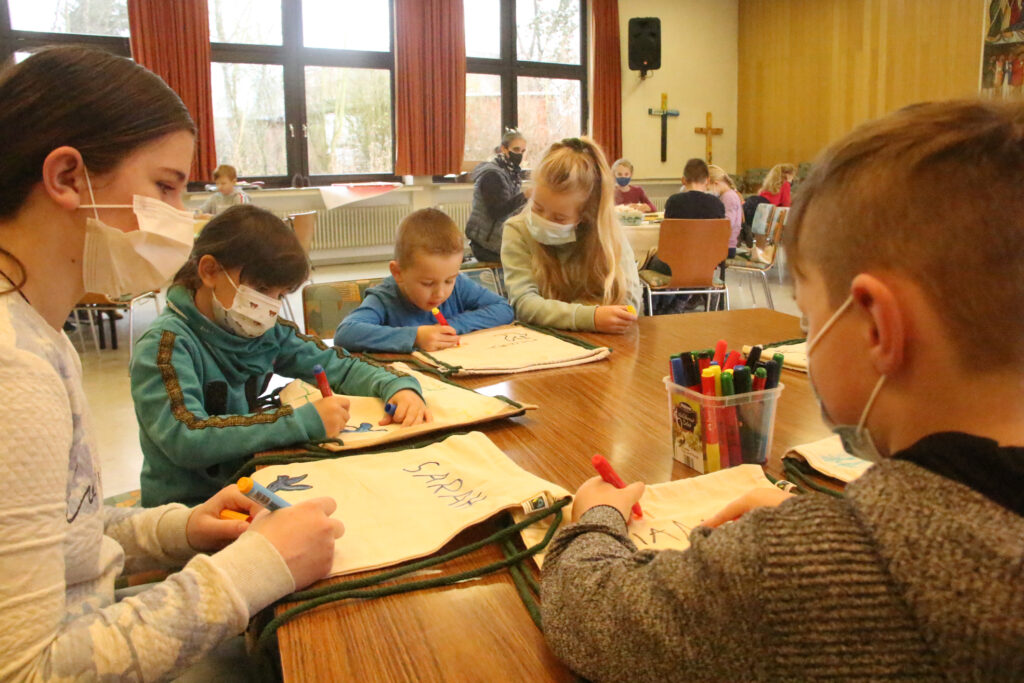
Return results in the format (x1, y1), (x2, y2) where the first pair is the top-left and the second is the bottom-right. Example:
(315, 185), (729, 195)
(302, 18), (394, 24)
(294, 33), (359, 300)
(618, 0), (738, 180)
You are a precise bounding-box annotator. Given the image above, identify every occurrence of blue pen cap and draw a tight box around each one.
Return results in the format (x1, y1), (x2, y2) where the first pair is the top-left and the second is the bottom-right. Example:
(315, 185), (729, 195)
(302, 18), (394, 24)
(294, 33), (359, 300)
(313, 364), (325, 375)
(384, 402), (397, 416)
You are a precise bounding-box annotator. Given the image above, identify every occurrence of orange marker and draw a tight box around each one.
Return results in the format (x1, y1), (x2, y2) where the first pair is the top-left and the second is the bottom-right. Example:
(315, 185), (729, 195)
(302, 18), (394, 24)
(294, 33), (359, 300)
(219, 509), (250, 522)
(431, 307), (449, 326)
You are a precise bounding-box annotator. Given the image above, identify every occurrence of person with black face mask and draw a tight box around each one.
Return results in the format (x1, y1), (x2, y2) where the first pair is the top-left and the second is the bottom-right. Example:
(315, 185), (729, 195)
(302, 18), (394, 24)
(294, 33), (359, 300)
(465, 129), (528, 263)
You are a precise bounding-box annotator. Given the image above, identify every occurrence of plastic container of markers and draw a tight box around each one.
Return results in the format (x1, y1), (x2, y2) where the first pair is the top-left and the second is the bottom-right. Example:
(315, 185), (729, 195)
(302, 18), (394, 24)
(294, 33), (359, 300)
(663, 376), (785, 474)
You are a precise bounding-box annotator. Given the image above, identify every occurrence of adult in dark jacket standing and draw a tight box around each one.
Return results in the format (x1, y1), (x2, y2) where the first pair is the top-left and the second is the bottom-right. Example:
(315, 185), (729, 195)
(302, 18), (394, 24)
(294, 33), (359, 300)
(465, 130), (528, 263)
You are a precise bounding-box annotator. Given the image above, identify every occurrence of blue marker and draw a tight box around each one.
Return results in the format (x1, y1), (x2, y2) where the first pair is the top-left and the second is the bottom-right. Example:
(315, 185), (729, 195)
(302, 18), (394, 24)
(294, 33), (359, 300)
(384, 402), (397, 416)
(237, 477), (291, 511)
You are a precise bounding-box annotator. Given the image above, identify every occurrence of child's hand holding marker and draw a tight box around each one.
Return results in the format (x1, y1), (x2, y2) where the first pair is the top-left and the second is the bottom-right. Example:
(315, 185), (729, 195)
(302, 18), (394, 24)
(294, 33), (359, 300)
(380, 389), (431, 427)
(310, 365), (351, 436)
(415, 323), (459, 351)
(570, 454), (646, 524)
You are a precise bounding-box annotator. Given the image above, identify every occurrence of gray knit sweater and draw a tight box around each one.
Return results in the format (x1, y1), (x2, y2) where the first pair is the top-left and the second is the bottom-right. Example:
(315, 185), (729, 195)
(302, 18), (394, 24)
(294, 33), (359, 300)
(541, 441), (1024, 681)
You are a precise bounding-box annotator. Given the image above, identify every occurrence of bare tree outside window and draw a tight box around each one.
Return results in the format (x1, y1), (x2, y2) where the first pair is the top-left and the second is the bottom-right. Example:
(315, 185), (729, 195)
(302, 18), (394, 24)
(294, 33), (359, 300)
(464, 73), (502, 165)
(211, 63), (287, 178)
(517, 76), (581, 168)
(516, 0), (580, 65)
(208, 0), (282, 45)
(8, 0), (128, 36)
(305, 66), (392, 175)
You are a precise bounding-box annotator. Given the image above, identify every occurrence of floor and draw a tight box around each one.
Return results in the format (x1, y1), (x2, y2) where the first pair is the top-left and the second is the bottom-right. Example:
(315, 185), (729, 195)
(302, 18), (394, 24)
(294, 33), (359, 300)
(77, 258), (800, 497)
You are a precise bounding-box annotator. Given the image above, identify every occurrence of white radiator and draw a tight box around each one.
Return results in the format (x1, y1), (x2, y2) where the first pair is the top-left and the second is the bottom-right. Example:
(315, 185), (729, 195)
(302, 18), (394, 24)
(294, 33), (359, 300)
(311, 205), (409, 250)
(435, 203), (473, 231)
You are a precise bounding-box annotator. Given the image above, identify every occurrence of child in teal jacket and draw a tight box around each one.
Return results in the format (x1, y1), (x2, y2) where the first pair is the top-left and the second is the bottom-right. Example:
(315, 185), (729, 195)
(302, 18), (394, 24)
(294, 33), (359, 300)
(131, 206), (428, 506)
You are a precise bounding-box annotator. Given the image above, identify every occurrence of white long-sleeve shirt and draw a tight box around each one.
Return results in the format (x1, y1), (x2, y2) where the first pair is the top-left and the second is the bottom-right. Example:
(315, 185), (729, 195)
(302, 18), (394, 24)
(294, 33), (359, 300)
(0, 287), (294, 681)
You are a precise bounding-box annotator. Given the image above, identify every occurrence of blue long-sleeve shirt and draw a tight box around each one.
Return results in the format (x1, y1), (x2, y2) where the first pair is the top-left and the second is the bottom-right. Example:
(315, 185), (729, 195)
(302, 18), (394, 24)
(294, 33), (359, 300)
(333, 274), (515, 352)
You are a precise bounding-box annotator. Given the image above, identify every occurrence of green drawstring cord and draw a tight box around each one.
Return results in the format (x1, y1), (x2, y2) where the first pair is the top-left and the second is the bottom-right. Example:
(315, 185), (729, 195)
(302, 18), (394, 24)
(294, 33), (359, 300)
(782, 458), (845, 498)
(256, 496), (571, 651)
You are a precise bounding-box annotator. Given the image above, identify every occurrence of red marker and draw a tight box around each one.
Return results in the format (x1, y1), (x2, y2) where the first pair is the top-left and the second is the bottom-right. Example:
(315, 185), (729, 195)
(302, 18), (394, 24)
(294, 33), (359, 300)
(312, 363), (332, 397)
(723, 350), (742, 370)
(431, 307), (449, 326)
(591, 454), (643, 519)
(712, 339), (728, 366)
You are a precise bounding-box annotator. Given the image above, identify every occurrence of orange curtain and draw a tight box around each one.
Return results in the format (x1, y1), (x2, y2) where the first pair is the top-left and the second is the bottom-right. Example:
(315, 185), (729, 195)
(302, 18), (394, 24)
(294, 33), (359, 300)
(590, 0), (622, 162)
(394, 0), (466, 176)
(127, 0), (216, 182)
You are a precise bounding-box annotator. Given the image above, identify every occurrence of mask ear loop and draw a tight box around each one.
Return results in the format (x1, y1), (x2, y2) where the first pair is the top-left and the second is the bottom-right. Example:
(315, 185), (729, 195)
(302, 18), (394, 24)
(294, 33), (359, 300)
(805, 294), (854, 355)
(83, 171), (100, 221)
(857, 374), (887, 433)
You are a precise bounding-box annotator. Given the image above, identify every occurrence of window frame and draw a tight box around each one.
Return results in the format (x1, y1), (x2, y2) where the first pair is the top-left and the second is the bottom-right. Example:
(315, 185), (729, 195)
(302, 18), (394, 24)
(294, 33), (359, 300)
(211, 0), (398, 187)
(465, 0), (588, 162)
(0, 1), (132, 62)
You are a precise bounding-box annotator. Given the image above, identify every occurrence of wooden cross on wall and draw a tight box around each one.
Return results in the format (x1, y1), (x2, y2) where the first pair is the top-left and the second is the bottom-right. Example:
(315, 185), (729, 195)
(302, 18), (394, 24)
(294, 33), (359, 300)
(694, 112), (723, 164)
(647, 93), (679, 163)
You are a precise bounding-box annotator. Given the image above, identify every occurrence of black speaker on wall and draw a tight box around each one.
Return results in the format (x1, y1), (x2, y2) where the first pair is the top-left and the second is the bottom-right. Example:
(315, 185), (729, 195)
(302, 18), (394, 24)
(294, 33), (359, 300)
(628, 17), (661, 77)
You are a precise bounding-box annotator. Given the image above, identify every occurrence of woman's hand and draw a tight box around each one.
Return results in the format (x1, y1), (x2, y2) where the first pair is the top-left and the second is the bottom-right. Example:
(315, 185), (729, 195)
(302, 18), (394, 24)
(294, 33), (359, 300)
(594, 305), (637, 334)
(186, 484), (262, 552)
(380, 389), (431, 427)
(249, 497), (345, 589)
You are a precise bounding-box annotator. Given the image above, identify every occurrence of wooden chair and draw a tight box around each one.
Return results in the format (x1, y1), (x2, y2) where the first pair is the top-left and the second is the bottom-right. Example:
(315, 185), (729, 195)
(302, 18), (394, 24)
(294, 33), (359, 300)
(301, 278), (385, 339)
(73, 291), (161, 366)
(726, 207), (787, 309)
(639, 218), (731, 314)
(283, 211), (319, 323)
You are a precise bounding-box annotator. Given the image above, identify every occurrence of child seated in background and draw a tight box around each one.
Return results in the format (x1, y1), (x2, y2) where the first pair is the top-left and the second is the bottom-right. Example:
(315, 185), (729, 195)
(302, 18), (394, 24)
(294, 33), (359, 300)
(540, 100), (1024, 681)
(334, 208), (514, 352)
(502, 137), (642, 333)
(131, 205), (428, 507)
(611, 158), (656, 212)
(199, 163), (251, 215)
(708, 164), (744, 259)
(758, 162), (796, 207)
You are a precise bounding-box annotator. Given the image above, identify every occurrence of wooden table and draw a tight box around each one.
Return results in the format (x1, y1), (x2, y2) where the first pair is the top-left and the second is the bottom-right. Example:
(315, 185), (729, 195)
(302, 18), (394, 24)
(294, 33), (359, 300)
(623, 220), (660, 255)
(276, 310), (829, 682)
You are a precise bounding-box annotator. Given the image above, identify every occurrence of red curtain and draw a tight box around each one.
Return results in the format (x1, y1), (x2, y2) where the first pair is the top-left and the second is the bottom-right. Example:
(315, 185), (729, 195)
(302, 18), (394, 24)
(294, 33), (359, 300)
(127, 0), (217, 182)
(590, 0), (622, 162)
(394, 0), (466, 176)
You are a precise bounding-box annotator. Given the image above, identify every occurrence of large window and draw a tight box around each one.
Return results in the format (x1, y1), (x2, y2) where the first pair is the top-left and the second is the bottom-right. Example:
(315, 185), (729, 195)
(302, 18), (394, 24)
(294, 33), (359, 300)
(1, 0), (131, 64)
(209, 0), (394, 186)
(463, 0), (586, 169)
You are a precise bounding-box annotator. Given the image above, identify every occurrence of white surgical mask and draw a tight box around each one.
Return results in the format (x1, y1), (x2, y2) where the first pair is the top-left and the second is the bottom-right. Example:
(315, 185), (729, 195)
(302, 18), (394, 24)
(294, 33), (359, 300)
(805, 294), (888, 462)
(526, 209), (577, 246)
(79, 173), (195, 297)
(211, 270), (281, 338)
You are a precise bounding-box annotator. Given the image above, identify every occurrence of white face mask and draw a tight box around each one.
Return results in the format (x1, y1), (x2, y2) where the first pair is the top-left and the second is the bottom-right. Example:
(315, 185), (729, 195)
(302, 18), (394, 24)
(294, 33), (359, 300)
(211, 269), (282, 338)
(526, 208), (577, 246)
(805, 294), (888, 462)
(79, 173), (195, 297)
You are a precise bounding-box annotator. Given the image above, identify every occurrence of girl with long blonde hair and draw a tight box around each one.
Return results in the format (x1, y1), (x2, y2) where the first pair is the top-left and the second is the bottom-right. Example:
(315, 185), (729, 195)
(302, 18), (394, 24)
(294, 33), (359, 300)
(501, 137), (642, 332)
(758, 162), (796, 207)
(708, 164), (744, 256)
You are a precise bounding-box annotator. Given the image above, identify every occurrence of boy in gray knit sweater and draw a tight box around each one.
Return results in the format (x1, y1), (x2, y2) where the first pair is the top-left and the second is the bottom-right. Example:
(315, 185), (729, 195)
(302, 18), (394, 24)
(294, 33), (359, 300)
(541, 100), (1024, 681)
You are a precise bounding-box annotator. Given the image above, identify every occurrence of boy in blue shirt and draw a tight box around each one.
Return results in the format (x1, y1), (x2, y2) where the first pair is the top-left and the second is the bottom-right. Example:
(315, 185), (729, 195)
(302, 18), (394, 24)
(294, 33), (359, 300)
(334, 208), (515, 352)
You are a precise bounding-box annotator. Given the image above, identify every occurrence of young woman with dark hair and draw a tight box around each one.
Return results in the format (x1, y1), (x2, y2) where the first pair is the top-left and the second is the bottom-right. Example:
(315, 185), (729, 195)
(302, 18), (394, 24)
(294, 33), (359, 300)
(130, 204), (428, 508)
(0, 47), (347, 680)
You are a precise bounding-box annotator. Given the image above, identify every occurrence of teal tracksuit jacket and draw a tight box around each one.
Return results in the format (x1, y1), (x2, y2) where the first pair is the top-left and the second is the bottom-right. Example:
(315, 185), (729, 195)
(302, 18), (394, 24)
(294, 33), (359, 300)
(130, 285), (421, 507)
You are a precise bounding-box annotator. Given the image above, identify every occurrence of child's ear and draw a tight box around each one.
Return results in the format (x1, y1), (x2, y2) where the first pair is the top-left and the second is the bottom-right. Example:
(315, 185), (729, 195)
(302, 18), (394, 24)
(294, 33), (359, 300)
(388, 260), (402, 282)
(850, 273), (905, 377)
(197, 254), (221, 289)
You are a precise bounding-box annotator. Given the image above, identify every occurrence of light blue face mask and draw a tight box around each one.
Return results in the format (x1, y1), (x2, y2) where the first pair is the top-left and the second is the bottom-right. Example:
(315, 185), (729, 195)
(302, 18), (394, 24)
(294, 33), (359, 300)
(526, 208), (577, 246)
(805, 295), (888, 462)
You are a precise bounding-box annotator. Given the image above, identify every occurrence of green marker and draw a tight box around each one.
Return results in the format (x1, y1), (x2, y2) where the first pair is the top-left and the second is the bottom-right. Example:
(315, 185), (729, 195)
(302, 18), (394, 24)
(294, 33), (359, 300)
(772, 352), (785, 370)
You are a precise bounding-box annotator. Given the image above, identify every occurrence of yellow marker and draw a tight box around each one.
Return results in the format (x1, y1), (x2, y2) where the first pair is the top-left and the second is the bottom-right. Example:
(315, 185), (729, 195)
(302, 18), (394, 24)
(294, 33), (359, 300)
(219, 509), (249, 521)
(709, 363), (722, 396)
(705, 441), (721, 472)
(626, 305), (636, 314)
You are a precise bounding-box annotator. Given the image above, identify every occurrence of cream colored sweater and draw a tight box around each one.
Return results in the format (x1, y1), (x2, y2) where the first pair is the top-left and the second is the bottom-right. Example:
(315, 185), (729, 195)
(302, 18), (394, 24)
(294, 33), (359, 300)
(0, 291), (294, 681)
(501, 213), (643, 331)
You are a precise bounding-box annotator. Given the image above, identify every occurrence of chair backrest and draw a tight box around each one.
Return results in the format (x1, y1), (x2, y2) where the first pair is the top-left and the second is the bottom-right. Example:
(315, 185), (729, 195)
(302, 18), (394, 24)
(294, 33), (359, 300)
(301, 278), (384, 338)
(749, 201), (776, 236)
(655, 219), (731, 288)
(288, 211), (318, 255)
